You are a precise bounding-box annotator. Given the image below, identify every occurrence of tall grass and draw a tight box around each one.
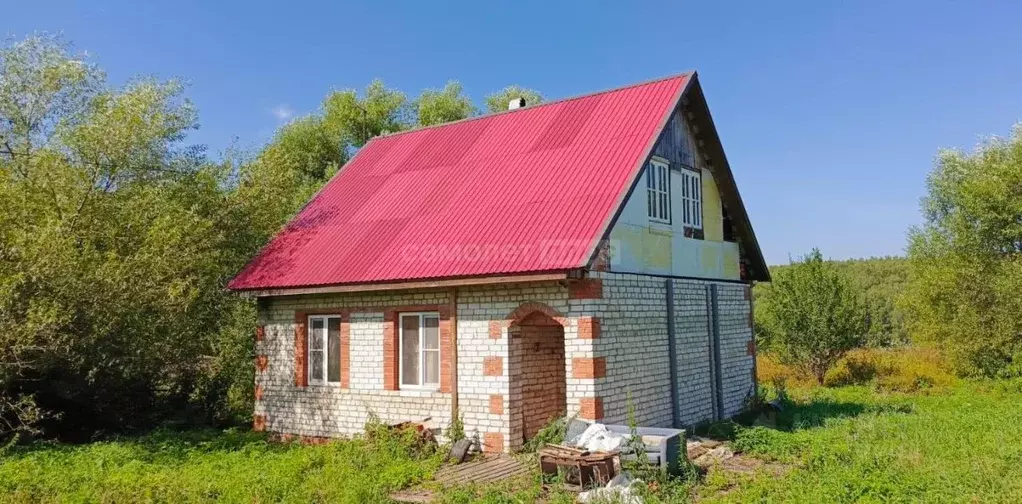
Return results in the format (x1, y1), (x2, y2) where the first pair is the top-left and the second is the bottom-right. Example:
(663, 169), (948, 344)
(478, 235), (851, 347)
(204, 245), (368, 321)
(758, 346), (956, 392)
(0, 427), (444, 503)
(704, 384), (1022, 502)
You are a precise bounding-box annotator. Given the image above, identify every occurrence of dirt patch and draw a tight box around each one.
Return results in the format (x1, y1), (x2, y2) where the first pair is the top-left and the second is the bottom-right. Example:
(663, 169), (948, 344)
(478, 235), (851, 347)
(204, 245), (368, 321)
(687, 436), (791, 501)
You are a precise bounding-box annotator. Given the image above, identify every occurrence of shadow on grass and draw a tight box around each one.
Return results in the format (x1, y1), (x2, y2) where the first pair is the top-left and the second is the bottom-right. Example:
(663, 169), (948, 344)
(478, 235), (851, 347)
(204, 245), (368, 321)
(694, 398), (914, 440)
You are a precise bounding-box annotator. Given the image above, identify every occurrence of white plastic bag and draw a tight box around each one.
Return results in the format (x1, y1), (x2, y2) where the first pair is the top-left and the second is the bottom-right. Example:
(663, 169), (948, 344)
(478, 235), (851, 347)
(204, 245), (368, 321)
(574, 422), (628, 453)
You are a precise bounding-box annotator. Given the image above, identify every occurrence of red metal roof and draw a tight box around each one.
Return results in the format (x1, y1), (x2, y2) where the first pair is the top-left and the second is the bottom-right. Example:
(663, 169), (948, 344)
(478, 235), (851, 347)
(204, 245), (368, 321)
(229, 74), (689, 290)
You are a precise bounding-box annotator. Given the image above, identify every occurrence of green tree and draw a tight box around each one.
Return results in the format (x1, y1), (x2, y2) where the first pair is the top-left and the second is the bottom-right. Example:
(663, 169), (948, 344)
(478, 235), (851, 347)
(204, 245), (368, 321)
(0, 35), (257, 438)
(757, 249), (866, 383)
(415, 80), (475, 126)
(903, 125), (1022, 377)
(322, 79), (408, 148)
(756, 256), (909, 348)
(485, 85), (543, 113)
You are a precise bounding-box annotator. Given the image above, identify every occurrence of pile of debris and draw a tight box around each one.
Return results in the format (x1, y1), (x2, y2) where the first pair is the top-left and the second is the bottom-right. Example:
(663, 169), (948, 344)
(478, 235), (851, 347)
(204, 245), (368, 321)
(686, 436), (734, 469)
(534, 420), (686, 502)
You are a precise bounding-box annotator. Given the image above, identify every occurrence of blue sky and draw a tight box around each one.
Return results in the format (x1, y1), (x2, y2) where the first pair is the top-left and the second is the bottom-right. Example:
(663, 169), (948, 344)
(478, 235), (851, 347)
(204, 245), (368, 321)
(7, 0), (1022, 265)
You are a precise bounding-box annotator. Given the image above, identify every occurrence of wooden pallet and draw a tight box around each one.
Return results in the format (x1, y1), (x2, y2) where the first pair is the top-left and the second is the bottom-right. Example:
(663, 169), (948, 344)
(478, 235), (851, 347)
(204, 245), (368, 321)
(436, 454), (530, 484)
(390, 455), (530, 502)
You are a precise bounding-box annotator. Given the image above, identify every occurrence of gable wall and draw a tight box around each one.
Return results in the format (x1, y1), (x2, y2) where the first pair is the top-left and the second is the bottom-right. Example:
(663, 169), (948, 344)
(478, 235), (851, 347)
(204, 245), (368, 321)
(607, 106), (741, 280)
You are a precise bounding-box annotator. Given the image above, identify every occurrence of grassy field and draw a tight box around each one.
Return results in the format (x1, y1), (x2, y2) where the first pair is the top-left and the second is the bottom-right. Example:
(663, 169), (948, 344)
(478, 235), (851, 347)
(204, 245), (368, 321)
(3, 381), (1022, 503)
(699, 382), (1022, 503)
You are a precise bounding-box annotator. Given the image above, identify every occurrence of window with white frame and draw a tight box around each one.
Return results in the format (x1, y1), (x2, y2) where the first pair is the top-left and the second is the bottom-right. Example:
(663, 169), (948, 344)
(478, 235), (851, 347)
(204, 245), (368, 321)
(307, 315), (342, 385)
(646, 159), (671, 224)
(681, 169), (702, 229)
(400, 312), (440, 389)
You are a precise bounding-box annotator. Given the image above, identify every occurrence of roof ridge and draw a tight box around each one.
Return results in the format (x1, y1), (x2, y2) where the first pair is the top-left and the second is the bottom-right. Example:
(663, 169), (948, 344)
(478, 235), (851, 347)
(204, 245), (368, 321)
(375, 71), (696, 140)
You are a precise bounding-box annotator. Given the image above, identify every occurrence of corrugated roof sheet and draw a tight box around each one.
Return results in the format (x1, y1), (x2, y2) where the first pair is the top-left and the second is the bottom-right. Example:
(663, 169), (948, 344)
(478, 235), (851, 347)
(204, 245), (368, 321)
(229, 74), (689, 290)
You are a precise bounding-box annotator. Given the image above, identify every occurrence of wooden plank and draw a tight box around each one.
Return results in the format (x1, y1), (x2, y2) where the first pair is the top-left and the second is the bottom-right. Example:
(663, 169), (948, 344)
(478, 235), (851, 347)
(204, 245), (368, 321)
(438, 456), (527, 485)
(439, 460), (494, 483)
(463, 460), (519, 483)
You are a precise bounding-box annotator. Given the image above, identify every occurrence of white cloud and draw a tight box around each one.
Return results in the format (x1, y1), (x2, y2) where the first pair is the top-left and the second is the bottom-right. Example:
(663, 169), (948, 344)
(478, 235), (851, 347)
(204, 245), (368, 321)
(270, 104), (294, 121)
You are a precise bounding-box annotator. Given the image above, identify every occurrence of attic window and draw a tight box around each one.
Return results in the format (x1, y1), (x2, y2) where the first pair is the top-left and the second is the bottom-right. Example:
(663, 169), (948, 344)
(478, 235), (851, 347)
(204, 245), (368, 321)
(681, 169), (702, 229)
(646, 159), (671, 224)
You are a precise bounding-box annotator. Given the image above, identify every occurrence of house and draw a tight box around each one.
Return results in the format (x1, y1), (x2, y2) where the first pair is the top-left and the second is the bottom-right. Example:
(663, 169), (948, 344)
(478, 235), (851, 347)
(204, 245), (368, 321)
(228, 72), (769, 453)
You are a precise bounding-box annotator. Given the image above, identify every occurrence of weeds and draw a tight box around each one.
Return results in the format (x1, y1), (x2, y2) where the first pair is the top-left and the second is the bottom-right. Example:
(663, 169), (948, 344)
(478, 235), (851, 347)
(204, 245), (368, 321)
(6, 382), (1022, 503)
(447, 412), (465, 442)
(523, 415), (571, 452)
(0, 425), (445, 503)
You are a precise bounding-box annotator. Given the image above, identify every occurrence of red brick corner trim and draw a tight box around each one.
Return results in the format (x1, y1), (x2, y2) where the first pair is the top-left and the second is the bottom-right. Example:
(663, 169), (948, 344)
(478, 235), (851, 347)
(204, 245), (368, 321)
(572, 357), (607, 379)
(439, 305), (454, 393)
(253, 414), (267, 432)
(568, 279), (603, 300)
(294, 312), (308, 387)
(489, 394), (504, 415)
(577, 317), (601, 339)
(383, 310), (399, 390)
(579, 397), (604, 420)
(482, 432), (504, 453)
(483, 356), (503, 377)
(488, 320), (504, 339)
(340, 314), (351, 389)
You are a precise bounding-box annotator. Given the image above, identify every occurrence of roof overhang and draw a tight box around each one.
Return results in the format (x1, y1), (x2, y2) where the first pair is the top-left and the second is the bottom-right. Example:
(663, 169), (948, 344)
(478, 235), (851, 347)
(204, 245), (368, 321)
(233, 271), (577, 298)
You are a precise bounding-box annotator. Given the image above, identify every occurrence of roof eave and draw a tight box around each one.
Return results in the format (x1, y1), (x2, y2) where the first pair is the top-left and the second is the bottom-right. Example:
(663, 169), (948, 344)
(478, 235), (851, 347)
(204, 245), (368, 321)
(232, 270), (578, 298)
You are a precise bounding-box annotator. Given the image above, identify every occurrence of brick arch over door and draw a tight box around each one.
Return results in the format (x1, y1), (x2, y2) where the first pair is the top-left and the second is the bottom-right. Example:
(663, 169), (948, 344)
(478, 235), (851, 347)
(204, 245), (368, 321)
(506, 302), (566, 328)
(507, 304), (567, 450)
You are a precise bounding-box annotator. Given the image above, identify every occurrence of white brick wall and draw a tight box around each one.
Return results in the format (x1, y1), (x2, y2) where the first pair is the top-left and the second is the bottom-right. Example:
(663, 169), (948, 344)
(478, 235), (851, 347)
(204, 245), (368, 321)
(254, 282), (599, 452)
(591, 272), (756, 427)
(715, 283), (756, 417)
(253, 273), (755, 448)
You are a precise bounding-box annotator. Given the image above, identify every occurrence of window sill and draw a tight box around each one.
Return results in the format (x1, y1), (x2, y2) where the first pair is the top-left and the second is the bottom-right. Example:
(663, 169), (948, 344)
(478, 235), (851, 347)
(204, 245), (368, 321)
(648, 222), (673, 235)
(306, 382), (342, 389)
(396, 387), (442, 398)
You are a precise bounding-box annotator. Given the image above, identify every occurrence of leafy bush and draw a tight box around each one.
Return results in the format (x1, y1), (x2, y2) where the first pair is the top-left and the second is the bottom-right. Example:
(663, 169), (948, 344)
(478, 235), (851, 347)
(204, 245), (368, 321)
(755, 249), (867, 384)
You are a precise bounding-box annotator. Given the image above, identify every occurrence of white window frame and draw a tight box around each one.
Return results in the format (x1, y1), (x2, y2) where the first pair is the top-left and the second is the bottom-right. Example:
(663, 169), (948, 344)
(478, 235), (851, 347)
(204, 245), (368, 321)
(307, 315), (342, 386)
(646, 158), (671, 224)
(399, 312), (441, 390)
(681, 168), (703, 229)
